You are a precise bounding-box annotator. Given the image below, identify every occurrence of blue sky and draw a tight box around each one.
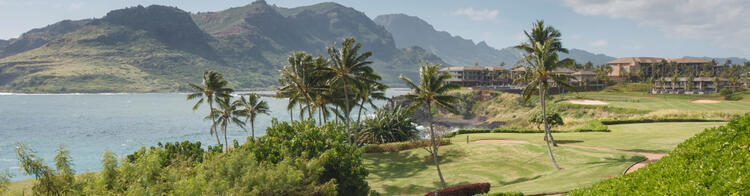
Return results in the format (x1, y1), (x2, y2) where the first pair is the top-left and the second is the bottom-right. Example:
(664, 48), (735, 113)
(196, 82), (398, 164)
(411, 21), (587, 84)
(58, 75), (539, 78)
(0, 0), (747, 59)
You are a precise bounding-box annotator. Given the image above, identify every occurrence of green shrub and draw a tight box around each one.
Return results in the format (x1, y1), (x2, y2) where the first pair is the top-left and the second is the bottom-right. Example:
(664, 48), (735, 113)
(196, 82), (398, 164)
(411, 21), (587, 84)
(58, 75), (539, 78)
(364, 139), (451, 153)
(356, 105), (419, 144)
(726, 94), (743, 101)
(568, 113), (750, 195)
(457, 129), (492, 134)
(474, 191), (524, 196)
(600, 118), (725, 125)
(574, 120), (609, 132)
(528, 111), (564, 130)
(0, 169), (12, 195)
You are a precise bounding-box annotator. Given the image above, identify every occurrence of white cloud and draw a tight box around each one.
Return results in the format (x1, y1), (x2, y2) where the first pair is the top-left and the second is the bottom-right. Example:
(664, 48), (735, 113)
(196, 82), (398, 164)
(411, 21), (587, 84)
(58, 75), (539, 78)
(568, 34), (583, 40)
(563, 0), (750, 54)
(452, 7), (499, 21)
(589, 39), (608, 47)
(68, 2), (84, 9)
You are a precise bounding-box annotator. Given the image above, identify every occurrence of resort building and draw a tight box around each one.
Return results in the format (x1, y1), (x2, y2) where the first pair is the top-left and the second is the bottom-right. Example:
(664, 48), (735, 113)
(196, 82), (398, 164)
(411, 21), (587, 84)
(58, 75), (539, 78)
(440, 66), (512, 87)
(652, 77), (734, 94)
(571, 70), (596, 85)
(606, 57), (714, 80)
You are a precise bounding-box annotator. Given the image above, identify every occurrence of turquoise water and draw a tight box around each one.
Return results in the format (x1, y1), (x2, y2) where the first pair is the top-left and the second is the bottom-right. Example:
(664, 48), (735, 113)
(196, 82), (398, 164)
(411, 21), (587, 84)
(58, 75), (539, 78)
(0, 90), (407, 181)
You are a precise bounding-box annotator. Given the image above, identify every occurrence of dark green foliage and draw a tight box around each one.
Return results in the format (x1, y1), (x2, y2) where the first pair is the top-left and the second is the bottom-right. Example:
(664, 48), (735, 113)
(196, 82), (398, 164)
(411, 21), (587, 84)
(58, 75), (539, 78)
(244, 120), (370, 195)
(568, 113), (750, 195)
(363, 139), (452, 153)
(552, 103), (650, 115)
(357, 105), (419, 144)
(424, 182), (490, 196)
(600, 118), (726, 125)
(574, 120), (609, 132)
(100, 151), (118, 191)
(125, 141), (213, 167)
(528, 111), (564, 129)
(475, 191), (524, 196)
(720, 88), (744, 100)
(15, 143), (80, 195)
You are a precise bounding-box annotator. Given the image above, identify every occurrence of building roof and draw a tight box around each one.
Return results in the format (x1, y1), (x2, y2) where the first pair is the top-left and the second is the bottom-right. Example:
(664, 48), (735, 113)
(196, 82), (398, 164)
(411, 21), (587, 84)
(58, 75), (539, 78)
(667, 58), (711, 64)
(512, 67), (526, 72)
(439, 66), (506, 72)
(607, 57), (663, 65)
(552, 67), (575, 74)
(572, 70), (596, 76)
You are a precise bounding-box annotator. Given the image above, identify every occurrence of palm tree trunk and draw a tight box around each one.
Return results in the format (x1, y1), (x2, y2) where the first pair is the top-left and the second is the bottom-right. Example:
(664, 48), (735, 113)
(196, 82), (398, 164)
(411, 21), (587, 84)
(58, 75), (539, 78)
(343, 79), (352, 143)
(251, 120), (255, 140)
(223, 124), (228, 153)
(299, 103), (304, 121)
(290, 109), (294, 122)
(208, 101), (221, 147)
(357, 98), (366, 125)
(427, 103), (447, 188)
(540, 88), (561, 170)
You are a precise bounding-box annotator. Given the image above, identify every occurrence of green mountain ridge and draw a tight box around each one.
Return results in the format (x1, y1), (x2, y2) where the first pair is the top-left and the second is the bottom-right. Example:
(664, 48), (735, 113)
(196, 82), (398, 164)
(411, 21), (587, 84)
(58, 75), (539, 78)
(0, 1), (444, 93)
(374, 13), (616, 66)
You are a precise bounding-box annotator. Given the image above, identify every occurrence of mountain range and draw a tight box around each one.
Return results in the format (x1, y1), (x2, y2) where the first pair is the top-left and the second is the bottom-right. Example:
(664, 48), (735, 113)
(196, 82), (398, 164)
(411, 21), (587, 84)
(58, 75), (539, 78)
(374, 13), (616, 67)
(1, 1), (744, 93)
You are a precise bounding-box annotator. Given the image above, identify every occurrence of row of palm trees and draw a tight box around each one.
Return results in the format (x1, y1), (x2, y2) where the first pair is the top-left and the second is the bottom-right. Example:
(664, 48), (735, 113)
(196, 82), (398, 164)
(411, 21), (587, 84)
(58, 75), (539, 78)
(276, 38), (388, 142)
(186, 71), (270, 153)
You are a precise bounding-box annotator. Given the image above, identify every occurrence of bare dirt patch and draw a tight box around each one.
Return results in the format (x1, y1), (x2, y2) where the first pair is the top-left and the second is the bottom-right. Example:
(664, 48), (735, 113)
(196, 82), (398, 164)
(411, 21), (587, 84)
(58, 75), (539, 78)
(568, 99), (609, 105)
(691, 99), (720, 103)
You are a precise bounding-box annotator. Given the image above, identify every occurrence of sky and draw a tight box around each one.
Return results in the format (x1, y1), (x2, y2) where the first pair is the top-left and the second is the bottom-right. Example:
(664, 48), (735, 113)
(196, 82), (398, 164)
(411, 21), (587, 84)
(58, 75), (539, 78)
(0, 0), (748, 59)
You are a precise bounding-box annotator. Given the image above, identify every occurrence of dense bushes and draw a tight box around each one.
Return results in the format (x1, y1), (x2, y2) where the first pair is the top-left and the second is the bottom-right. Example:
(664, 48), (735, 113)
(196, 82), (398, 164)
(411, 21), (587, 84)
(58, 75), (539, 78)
(474, 192), (524, 196)
(363, 139), (451, 153)
(356, 105), (419, 144)
(600, 118), (726, 125)
(568, 113), (750, 195)
(13, 120), (372, 195)
(573, 120), (609, 132)
(423, 182), (490, 196)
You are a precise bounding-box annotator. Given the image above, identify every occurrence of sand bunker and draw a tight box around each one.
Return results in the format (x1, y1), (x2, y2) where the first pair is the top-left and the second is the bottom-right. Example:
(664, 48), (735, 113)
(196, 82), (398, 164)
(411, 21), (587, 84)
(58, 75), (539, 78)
(568, 99), (609, 105)
(691, 99), (720, 103)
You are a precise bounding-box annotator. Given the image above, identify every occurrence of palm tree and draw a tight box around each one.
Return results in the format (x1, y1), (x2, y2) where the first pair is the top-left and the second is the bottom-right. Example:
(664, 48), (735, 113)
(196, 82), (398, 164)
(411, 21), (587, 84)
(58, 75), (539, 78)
(207, 97), (247, 153)
(237, 93), (270, 140)
(326, 38), (375, 142)
(515, 20), (574, 170)
(187, 70), (234, 147)
(355, 72), (388, 125)
(400, 61), (460, 188)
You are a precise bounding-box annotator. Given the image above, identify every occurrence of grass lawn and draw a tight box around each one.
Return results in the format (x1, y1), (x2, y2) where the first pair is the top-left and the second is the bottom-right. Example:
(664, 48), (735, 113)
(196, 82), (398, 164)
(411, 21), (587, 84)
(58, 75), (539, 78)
(364, 142), (640, 195)
(364, 122), (724, 195)
(566, 91), (750, 113)
(453, 122), (724, 153)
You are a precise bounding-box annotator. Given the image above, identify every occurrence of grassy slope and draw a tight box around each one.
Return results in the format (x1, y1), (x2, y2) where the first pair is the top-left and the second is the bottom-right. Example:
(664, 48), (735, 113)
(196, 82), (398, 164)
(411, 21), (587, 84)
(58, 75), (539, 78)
(453, 122), (725, 153)
(567, 114), (750, 195)
(364, 142), (640, 195)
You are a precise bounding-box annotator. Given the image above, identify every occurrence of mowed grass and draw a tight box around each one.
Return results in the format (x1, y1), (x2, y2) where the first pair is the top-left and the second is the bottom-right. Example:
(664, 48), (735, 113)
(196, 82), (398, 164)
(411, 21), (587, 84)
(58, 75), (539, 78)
(364, 142), (640, 195)
(567, 91), (750, 113)
(453, 122), (724, 153)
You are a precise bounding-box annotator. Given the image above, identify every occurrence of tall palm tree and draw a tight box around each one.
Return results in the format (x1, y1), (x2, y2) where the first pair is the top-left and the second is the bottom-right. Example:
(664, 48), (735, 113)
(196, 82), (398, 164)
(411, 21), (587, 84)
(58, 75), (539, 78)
(187, 70), (234, 146)
(515, 20), (574, 170)
(207, 97), (247, 153)
(237, 93), (270, 140)
(327, 38), (375, 142)
(355, 72), (388, 125)
(400, 61), (460, 188)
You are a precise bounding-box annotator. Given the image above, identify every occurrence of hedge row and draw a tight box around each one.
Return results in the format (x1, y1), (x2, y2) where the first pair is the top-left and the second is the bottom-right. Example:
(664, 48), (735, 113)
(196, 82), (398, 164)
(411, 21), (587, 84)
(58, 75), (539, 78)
(601, 118), (726, 125)
(474, 191), (524, 196)
(424, 183), (490, 196)
(574, 120), (610, 132)
(363, 139), (451, 153)
(448, 126), (610, 137)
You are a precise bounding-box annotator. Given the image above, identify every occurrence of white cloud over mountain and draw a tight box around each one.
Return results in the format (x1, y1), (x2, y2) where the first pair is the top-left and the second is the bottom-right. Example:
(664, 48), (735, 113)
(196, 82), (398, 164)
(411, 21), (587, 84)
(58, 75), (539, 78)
(452, 7), (499, 21)
(563, 0), (750, 54)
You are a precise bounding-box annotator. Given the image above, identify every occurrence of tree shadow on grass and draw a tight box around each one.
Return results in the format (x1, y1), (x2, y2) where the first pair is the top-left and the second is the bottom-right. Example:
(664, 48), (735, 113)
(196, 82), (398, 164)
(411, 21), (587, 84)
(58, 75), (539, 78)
(366, 147), (466, 181)
(555, 140), (583, 144)
(497, 175), (542, 186)
(381, 180), (473, 195)
(585, 155), (644, 166)
(623, 148), (670, 154)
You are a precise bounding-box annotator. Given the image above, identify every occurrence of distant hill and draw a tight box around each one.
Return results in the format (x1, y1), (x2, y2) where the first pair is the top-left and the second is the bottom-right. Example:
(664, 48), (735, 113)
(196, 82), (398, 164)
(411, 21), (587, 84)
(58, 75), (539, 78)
(0, 19), (92, 58)
(374, 13), (615, 66)
(0, 1), (444, 92)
